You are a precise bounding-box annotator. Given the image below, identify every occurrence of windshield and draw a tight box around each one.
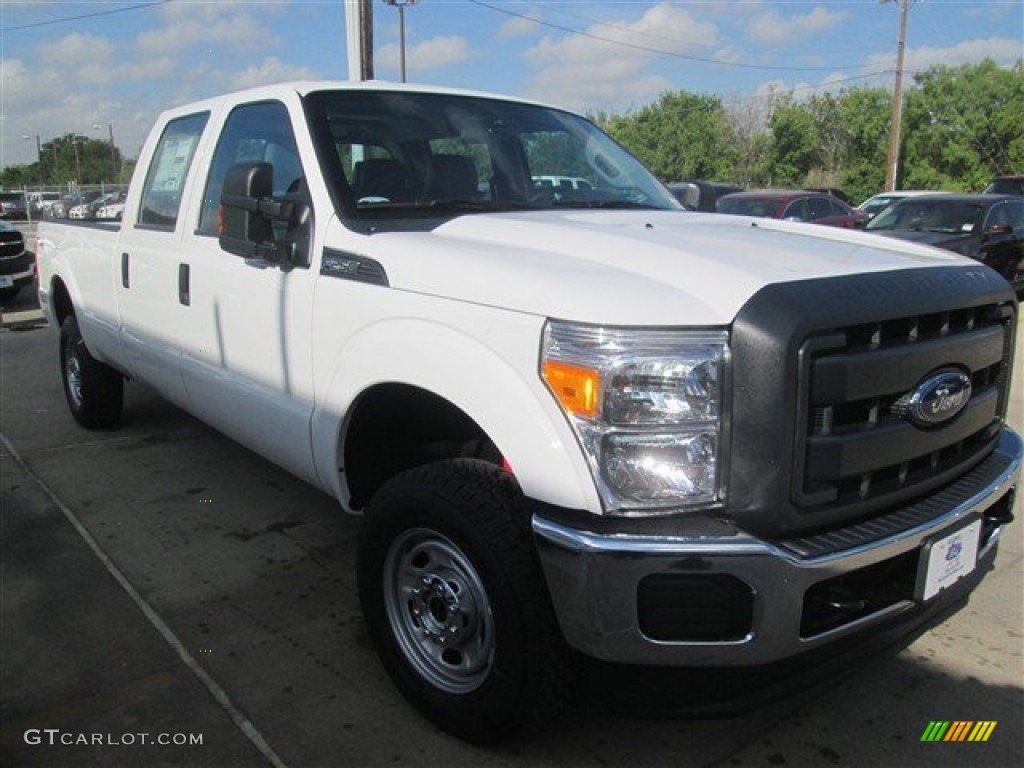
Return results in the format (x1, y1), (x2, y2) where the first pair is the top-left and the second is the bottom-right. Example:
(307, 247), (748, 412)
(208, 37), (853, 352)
(715, 197), (782, 217)
(867, 199), (983, 234)
(304, 89), (680, 216)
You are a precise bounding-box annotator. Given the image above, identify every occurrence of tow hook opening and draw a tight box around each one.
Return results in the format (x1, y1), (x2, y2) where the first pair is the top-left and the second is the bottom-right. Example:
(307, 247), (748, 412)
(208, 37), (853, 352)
(801, 550), (918, 638)
(980, 486), (1015, 547)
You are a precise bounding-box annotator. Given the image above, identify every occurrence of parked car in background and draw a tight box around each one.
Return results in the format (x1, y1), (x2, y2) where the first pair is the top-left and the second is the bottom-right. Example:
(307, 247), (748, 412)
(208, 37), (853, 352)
(716, 189), (869, 228)
(983, 175), (1024, 197)
(0, 220), (33, 300)
(29, 192), (62, 218)
(667, 180), (744, 212)
(857, 190), (946, 220)
(866, 194), (1024, 294)
(68, 191), (106, 220)
(95, 191), (128, 220)
(0, 191), (29, 220)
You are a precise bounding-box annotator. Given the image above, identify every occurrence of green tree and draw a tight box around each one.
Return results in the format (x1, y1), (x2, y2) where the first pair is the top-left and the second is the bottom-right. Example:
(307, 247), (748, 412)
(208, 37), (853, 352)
(766, 100), (818, 186)
(902, 59), (1023, 191)
(1, 134), (125, 188)
(724, 97), (775, 186)
(836, 87), (890, 204)
(601, 91), (735, 181)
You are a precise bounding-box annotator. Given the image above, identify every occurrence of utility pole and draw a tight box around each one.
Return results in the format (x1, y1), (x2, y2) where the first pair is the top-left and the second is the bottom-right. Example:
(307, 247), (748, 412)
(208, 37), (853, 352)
(344, 0), (374, 80)
(883, 0), (912, 192)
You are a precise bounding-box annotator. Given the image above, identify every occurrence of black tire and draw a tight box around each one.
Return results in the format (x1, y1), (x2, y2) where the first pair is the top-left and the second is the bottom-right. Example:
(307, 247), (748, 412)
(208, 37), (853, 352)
(60, 314), (123, 429)
(357, 459), (575, 744)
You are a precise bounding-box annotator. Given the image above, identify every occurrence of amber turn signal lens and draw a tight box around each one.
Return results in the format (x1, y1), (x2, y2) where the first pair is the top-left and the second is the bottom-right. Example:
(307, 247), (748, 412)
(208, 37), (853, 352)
(542, 360), (600, 418)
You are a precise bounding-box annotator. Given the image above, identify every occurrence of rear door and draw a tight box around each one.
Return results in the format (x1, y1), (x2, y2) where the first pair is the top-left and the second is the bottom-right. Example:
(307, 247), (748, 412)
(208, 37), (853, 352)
(117, 111), (210, 404)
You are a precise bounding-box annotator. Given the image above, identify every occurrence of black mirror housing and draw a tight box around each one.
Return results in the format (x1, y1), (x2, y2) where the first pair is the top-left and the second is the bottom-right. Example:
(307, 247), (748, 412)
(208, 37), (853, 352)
(219, 162), (278, 259)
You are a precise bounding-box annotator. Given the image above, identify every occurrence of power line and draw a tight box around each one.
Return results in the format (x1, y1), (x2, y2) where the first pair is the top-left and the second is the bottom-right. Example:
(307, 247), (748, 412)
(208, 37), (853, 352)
(470, 0), (878, 73)
(539, 2), (892, 60)
(0, 1), (172, 33)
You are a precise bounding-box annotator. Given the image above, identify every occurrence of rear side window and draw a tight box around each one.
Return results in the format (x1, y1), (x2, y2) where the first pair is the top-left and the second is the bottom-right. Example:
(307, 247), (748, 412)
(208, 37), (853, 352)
(137, 112), (209, 231)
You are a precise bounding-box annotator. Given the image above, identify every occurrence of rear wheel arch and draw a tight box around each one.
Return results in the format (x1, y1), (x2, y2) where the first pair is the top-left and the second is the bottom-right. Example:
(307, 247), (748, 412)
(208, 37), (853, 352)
(50, 276), (75, 327)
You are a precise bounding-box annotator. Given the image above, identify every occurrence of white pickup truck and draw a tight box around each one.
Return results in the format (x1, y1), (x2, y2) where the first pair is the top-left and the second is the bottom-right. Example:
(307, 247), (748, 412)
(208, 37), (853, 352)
(37, 81), (1021, 743)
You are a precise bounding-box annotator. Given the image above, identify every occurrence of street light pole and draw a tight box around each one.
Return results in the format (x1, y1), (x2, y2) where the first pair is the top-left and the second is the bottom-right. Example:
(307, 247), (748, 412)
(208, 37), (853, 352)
(384, 0), (419, 83)
(882, 0), (912, 192)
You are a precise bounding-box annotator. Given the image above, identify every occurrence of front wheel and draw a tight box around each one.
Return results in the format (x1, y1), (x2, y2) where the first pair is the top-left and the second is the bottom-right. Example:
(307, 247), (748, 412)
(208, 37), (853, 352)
(357, 460), (574, 743)
(60, 315), (123, 429)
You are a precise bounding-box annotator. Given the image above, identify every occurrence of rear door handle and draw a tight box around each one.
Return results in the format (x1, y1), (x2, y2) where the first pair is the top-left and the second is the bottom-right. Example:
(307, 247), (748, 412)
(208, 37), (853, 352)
(178, 263), (191, 306)
(121, 253), (130, 288)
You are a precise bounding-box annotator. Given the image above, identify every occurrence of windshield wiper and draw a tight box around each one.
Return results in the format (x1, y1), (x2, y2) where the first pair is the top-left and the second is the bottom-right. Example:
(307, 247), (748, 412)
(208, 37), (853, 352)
(356, 199), (537, 213)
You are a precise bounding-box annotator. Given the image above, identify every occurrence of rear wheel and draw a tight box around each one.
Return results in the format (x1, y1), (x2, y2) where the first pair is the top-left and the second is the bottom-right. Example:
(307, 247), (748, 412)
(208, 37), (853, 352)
(60, 315), (123, 429)
(357, 459), (574, 743)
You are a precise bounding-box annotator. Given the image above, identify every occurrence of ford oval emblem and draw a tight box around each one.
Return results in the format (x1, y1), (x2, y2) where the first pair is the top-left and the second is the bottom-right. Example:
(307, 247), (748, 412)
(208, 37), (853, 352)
(893, 370), (972, 428)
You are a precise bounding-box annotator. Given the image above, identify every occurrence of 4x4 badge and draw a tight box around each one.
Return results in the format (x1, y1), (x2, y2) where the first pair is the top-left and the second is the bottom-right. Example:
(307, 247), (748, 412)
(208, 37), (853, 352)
(893, 370), (972, 427)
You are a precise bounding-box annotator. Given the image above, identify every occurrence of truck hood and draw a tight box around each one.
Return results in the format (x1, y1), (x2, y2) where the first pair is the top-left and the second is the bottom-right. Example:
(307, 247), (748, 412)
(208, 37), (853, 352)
(347, 210), (969, 326)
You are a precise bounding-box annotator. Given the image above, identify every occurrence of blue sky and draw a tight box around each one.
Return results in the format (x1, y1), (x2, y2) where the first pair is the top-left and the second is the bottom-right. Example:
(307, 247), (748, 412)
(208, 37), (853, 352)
(1, 1), (1021, 168)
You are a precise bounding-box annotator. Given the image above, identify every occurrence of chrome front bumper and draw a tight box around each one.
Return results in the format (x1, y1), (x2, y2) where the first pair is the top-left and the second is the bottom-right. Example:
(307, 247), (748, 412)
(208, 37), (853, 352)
(533, 428), (1021, 666)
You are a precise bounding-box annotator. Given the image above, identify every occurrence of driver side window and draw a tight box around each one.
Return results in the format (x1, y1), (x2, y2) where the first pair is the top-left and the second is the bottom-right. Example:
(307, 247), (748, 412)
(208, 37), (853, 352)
(198, 101), (310, 253)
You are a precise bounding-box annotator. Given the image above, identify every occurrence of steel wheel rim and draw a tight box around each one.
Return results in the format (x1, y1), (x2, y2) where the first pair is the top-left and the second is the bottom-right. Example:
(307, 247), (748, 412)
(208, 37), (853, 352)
(383, 528), (495, 694)
(64, 340), (83, 408)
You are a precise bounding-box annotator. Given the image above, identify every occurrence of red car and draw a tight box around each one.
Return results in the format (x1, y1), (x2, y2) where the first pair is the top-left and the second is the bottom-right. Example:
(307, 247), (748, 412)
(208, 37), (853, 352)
(716, 189), (869, 229)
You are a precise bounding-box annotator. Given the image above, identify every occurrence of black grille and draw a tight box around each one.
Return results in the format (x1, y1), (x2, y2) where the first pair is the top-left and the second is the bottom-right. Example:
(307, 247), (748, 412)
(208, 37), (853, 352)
(0, 230), (24, 259)
(727, 265), (1017, 539)
(795, 303), (1014, 516)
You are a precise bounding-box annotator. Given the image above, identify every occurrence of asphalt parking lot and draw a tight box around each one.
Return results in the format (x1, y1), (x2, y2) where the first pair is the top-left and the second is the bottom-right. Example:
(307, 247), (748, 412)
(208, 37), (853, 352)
(1, 282), (1022, 768)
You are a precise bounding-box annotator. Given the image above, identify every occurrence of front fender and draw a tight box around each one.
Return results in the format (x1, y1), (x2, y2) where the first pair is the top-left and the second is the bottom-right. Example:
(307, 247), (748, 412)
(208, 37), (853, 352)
(311, 313), (600, 515)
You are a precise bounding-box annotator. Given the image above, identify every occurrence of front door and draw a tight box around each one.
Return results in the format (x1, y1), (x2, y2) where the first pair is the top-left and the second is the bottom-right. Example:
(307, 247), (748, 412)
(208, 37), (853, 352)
(179, 99), (319, 484)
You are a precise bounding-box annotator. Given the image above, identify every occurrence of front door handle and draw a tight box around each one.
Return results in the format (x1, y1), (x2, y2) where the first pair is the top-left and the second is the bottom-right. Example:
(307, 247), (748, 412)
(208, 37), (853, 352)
(121, 253), (130, 288)
(178, 263), (191, 306)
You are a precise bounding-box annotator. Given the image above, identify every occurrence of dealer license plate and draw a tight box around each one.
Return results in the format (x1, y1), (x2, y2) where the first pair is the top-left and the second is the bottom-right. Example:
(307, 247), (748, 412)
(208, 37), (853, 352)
(916, 518), (982, 602)
(0, 276), (12, 288)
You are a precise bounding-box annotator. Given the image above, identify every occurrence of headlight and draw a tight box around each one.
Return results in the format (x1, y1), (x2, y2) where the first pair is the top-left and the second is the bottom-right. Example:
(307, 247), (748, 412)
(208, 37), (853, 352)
(541, 321), (729, 515)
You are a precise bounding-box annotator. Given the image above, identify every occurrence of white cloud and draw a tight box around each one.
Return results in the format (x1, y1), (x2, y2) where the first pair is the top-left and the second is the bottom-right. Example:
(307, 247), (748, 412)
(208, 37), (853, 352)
(521, 3), (718, 112)
(747, 6), (848, 46)
(219, 57), (321, 92)
(496, 14), (543, 41)
(0, 3), (298, 168)
(135, 12), (278, 59)
(378, 36), (475, 76)
(864, 37), (1024, 73)
(40, 33), (115, 68)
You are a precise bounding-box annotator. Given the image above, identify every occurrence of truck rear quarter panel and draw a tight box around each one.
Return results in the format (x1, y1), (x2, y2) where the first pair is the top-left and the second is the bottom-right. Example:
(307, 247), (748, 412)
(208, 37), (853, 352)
(37, 221), (123, 366)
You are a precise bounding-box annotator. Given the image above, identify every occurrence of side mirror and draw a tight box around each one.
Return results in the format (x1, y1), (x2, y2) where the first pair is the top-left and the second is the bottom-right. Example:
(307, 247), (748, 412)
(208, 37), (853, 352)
(219, 162), (276, 259)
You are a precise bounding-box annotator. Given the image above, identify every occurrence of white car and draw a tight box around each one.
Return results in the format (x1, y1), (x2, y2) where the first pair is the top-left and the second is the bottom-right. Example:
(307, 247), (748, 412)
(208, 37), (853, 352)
(856, 189), (947, 219)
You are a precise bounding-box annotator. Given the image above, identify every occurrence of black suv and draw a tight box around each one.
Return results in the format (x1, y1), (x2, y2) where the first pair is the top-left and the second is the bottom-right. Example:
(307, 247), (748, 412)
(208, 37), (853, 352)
(983, 176), (1024, 197)
(0, 221), (32, 301)
(0, 191), (28, 221)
